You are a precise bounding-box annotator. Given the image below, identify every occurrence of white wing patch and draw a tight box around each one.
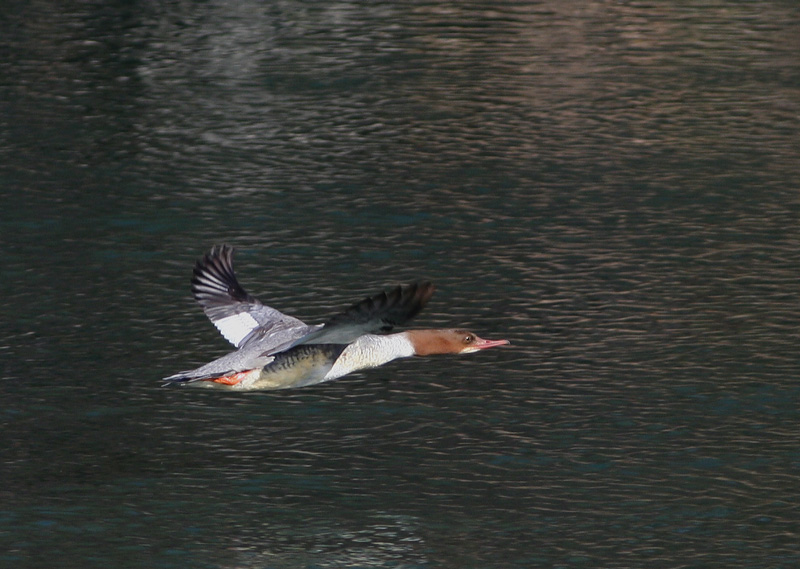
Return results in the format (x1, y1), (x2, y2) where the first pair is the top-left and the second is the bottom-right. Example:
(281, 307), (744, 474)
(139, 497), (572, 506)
(214, 313), (260, 347)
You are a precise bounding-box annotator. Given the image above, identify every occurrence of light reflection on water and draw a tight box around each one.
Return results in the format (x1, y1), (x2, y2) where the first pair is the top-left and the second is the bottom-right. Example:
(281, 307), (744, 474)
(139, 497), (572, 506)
(2, 0), (799, 567)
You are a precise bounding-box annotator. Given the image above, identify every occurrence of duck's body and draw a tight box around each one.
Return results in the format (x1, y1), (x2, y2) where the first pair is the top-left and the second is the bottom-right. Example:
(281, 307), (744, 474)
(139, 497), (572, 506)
(164, 245), (508, 391)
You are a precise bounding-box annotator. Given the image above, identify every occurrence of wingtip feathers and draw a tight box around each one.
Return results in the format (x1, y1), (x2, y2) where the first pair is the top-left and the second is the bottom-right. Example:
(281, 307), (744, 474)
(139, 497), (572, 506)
(191, 244), (254, 306)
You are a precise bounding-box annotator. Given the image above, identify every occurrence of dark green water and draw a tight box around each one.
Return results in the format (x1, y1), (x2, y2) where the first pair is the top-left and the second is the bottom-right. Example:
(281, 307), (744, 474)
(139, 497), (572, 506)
(2, 1), (799, 567)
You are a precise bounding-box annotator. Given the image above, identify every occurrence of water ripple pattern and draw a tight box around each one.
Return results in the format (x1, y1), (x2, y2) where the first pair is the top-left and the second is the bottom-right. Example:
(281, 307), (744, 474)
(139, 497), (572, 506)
(1, 1), (799, 568)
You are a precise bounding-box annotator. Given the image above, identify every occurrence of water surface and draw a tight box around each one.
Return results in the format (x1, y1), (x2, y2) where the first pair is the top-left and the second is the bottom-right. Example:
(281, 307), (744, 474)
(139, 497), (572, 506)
(2, 1), (799, 568)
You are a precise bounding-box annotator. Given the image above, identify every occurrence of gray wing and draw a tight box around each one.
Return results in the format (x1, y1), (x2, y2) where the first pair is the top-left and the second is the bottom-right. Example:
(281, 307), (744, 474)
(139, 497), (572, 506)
(191, 245), (317, 350)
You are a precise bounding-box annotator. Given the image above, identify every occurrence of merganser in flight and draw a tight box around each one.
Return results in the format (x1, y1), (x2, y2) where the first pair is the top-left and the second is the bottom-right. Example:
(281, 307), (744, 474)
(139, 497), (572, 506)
(163, 245), (509, 390)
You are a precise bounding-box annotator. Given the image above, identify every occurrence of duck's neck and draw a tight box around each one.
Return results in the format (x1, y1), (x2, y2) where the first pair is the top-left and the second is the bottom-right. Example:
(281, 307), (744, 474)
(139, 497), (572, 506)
(322, 333), (416, 381)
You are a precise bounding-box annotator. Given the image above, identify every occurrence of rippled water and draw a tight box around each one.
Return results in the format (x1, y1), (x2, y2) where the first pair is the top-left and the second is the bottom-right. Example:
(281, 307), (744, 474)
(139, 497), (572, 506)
(2, 1), (799, 568)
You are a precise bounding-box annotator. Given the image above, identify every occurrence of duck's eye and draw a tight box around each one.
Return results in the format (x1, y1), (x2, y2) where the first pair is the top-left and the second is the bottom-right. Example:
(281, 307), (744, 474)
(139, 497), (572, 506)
(463, 334), (475, 344)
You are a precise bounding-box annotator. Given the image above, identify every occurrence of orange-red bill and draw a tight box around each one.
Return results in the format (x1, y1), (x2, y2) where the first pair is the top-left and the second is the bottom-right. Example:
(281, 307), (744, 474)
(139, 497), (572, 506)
(473, 336), (510, 350)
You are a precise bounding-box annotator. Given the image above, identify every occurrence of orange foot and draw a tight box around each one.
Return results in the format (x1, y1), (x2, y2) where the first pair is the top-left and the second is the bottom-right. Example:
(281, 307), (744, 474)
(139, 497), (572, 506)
(209, 371), (252, 386)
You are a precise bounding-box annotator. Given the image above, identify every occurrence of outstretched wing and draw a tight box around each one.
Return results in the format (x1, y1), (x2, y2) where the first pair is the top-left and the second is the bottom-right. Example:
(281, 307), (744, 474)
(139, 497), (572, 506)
(290, 281), (435, 347)
(191, 245), (311, 348)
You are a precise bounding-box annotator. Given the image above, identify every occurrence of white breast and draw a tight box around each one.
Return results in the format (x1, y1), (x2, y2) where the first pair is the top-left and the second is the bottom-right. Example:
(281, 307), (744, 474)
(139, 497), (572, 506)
(322, 333), (416, 381)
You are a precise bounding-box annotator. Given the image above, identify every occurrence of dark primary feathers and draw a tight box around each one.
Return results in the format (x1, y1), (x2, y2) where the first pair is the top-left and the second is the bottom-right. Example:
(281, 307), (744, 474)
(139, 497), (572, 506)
(291, 281), (435, 347)
(191, 244), (257, 314)
(330, 281), (435, 331)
